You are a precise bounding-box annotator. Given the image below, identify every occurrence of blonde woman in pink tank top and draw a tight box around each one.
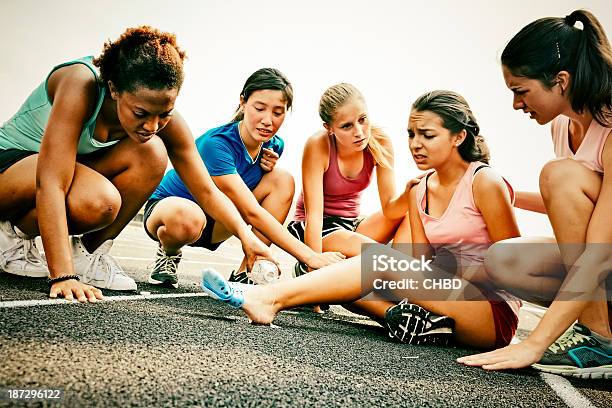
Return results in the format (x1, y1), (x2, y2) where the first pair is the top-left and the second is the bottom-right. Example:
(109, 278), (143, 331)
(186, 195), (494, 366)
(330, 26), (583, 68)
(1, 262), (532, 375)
(205, 90), (525, 351)
(459, 10), (612, 379)
(287, 84), (414, 275)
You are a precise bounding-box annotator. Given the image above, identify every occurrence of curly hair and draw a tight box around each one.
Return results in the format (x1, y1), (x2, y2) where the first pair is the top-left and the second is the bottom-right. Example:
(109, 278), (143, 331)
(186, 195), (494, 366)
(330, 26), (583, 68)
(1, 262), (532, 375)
(93, 26), (186, 93)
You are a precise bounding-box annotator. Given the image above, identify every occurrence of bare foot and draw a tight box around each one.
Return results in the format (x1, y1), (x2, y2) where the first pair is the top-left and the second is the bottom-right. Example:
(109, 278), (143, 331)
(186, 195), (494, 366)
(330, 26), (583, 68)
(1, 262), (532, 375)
(241, 285), (280, 325)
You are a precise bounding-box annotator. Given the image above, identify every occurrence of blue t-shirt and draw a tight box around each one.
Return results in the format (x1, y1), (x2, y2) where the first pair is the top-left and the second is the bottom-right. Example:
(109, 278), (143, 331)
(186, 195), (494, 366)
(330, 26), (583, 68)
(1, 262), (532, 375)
(150, 121), (284, 202)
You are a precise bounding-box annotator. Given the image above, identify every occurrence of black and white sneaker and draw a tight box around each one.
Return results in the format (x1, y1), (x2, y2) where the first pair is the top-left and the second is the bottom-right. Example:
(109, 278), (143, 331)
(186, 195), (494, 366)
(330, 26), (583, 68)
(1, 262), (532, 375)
(385, 301), (455, 346)
(228, 270), (255, 285)
(148, 246), (181, 288)
(293, 261), (308, 278)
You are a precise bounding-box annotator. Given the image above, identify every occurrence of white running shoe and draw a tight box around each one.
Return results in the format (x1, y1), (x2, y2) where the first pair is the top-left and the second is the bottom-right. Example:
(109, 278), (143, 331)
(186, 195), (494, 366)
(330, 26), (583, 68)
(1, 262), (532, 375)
(71, 236), (137, 291)
(0, 220), (49, 277)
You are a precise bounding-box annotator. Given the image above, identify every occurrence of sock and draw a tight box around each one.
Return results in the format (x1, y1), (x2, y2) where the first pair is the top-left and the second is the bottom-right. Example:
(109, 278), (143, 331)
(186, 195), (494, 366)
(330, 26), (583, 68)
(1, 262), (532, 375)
(590, 329), (612, 347)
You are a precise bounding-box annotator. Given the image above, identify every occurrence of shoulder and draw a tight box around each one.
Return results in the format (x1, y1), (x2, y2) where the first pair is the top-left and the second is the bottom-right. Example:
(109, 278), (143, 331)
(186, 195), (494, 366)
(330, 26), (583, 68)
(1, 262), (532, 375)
(46, 63), (98, 103)
(200, 123), (238, 143)
(601, 128), (612, 169)
(303, 130), (329, 154)
(472, 165), (513, 202)
(304, 130), (329, 149)
(199, 123), (238, 151)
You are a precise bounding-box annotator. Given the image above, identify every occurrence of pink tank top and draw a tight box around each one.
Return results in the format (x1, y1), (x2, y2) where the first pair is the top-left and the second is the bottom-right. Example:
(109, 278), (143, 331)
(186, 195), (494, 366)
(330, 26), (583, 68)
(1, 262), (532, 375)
(551, 116), (611, 173)
(416, 161), (520, 312)
(294, 135), (375, 221)
(416, 161), (515, 265)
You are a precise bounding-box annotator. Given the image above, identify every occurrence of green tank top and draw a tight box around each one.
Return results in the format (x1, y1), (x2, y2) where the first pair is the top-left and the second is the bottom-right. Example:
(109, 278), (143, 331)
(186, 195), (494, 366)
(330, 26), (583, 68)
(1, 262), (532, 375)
(0, 56), (118, 154)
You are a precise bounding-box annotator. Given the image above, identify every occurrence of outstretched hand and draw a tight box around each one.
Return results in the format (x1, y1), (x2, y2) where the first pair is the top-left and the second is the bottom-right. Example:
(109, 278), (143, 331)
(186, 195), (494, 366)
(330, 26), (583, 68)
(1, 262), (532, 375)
(241, 232), (280, 272)
(49, 279), (104, 303)
(404, 173), (427, 194)
(456, 341), (545, 371)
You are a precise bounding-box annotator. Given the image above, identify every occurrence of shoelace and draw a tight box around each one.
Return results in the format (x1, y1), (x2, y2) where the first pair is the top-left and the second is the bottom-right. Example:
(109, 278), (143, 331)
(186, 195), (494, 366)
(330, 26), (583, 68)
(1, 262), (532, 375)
(82, 250), (126, 288)
(156, 253), (181, 276)
(0, 237), (45, 269)
(548, 328), (586, 353)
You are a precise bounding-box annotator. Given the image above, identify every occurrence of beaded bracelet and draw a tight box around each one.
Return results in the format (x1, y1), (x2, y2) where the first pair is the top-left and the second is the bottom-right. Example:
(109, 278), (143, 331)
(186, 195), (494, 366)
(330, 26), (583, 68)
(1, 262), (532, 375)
(48, 275), (80, 285)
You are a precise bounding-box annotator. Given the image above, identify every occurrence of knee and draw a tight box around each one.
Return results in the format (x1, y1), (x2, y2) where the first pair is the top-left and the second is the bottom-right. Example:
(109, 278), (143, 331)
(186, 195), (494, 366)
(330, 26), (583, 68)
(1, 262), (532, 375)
(484, 242), (520, 286)
(266, 168), (295, 201)
(68, 183), (122, 229)
(162, 208), (206, 243)
(130, 136), (169, 185)
(539, 159), (577, 200)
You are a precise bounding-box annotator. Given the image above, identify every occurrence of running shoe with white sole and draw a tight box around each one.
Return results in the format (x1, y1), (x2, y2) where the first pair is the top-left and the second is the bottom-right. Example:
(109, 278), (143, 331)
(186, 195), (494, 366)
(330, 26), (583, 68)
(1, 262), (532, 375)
(0, 220), (48, 277)
(385, 301), (455, 346)
(148, 246), (181, 288)
(532, 323), (612, 379)
(71, 236), (136, 291)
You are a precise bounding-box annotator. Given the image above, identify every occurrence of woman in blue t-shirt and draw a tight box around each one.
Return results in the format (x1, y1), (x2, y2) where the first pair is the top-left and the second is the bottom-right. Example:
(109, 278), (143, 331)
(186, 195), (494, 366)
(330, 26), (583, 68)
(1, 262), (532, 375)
(143, 69), (345, 287)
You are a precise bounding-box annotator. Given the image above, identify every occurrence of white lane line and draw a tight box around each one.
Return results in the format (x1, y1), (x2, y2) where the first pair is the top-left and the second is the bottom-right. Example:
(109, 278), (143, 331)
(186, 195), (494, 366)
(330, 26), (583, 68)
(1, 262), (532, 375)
(0, 292), (210, 309)
(540, 373), (596, 408)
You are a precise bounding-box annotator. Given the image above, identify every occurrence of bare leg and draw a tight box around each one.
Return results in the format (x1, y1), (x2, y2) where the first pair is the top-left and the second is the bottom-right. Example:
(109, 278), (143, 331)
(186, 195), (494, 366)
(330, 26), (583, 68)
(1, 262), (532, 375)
(241, 246), (498, 348)
(144, 197), (207, 255)
(354, 210), (404, 243)
(485, 237), (564, 305)
(0, 145), (159, 239)
(319, 211), (407, 258)
(76, 137), (168, 252)
(238, 168), (294, 271)
(540, 159), (610, 336)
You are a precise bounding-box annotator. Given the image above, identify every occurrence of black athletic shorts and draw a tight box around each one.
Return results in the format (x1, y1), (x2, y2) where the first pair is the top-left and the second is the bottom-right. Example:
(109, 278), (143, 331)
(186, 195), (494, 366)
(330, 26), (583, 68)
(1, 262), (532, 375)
(142, 198), (223, 251)
(287, 215), (364, 242)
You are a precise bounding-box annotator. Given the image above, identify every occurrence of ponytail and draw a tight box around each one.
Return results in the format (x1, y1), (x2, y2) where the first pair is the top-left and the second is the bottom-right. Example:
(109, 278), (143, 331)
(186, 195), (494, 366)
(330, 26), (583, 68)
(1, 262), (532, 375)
(502, 9), (612, 126)
(367, 126), (393, 168)
(565, 10), (612, 126)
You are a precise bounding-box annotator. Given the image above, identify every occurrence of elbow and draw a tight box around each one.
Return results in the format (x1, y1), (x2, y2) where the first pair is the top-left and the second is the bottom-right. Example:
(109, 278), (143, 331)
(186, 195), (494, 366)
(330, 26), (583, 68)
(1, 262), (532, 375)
(381, 203), (402, 220)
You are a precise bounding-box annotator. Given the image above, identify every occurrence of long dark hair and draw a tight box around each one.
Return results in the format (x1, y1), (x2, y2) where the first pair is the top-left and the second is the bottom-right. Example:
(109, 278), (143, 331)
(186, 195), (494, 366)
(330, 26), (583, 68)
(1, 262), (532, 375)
(231, 68), (293, 122)
(501, 9), (612, 127)
(412, 90), (490, 164)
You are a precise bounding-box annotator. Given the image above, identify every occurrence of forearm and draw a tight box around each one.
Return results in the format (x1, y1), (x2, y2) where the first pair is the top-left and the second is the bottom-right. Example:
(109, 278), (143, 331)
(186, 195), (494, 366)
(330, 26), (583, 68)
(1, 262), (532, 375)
(199, 187), (250, 239)
(515, 191), (547, 213)
(304, 217), (324, 254)
(381, 191), (410, 220)
(245, 209), (315, 263)
(36, 186), (74, 278)
(526, 246), (612, 348)
(525, 300), (589, 349)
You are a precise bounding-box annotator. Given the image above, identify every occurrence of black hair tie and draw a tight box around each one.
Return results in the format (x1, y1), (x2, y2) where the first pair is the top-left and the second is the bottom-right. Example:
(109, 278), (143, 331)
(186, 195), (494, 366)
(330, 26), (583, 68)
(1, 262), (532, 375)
(565, 14), (577, 26)
(48, 275), (80, 286)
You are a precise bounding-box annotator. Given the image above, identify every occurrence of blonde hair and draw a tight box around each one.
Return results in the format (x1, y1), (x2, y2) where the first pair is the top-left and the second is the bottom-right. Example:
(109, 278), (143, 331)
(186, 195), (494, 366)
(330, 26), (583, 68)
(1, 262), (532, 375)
(319, 83), (392, 168)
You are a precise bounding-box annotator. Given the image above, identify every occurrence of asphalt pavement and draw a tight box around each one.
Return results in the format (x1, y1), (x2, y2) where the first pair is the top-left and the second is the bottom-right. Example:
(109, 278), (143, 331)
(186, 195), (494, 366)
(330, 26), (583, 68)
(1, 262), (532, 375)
(0, 225), (610, 407)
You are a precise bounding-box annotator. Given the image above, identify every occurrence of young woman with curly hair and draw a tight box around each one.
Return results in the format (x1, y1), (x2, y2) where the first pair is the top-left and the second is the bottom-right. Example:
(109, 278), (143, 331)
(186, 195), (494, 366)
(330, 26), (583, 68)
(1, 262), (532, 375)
(0, 26), (275, 301)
